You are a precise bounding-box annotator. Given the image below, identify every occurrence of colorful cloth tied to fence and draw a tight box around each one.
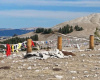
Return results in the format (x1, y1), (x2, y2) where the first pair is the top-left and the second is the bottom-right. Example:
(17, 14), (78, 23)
(31, 41), (35, 47)
(6, 44), (11, 56)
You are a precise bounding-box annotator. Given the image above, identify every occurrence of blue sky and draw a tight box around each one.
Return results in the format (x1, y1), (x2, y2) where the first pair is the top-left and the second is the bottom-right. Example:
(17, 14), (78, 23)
(0, 0), (100, 29)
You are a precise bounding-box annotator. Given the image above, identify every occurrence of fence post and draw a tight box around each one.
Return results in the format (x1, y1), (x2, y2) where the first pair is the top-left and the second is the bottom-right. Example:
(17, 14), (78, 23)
(27, 39), (32, 53)
(57, 36), (62, 51)
(89, 35), (94, 49)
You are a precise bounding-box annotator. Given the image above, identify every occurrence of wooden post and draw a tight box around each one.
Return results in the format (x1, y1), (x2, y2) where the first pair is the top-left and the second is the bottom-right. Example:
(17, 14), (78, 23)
(57, 36), (62, 51)
(89, 35), (94, 49)
(27, 39), (32, 53)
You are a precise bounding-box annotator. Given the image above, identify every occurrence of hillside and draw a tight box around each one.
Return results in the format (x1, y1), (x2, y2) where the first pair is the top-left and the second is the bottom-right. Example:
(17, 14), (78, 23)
(16, 13), (100, 41)
(52, 13), (100, 38)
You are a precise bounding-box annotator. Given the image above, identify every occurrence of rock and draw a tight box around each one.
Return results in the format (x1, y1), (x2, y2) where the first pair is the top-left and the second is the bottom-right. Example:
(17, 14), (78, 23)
(24, 54), (34, 59)
(39, 53), (50, 59)
(55, 75), (63, 79)
(68, 55), (72, 57)
(3, 55), (7, 57)
(23, 49), (73, 59)
(33, 64), (37, 66)
(0, 57), (4, 60)
(84, 71), (88, 73)
(64, 56), (69, 58)
(49, 49), (64, 58)
(82, 59), (85, 62)
(53, 68), (62, 71)
(44, 67), (49, 70)
(27, 66), (32, 70)
(84, 75), (89, 77)
(17, 55), (22, 58)
(62, 51), (76, 56)
(22, 52), (26, 56)
(55, 64), (59, 66)
(56, 51), (64, 58)
(1, 60), (5, 63)
(81, 54), (86, 57)
(94, 74), (98, 77)
(72, 77), (76, 79)
(18, 66), (23, 69)
(0, 66), (10, 69)
(19, 75), (22, 77)
(35, 70), (40, 72)
(70, 71), (77, 74)
(23, 64), (27, 66)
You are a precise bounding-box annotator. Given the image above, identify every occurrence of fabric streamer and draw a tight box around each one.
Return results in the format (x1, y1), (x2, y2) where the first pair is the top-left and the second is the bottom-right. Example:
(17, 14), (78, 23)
(18, 43), (22, 50)
(16, 44), (19, 52)
(12, 45), (14, 52)
(6, 44), (11, 56)
(16, 43), (22, 52)
(4, 44), (6, 48)
(22, 43), (24, 46)
(22, 42), (27, 48)
(46, 41), (48, 44)
(77, 44), (80, 50)
(13, 44), (17, 52)
(3, 49), (6, 54)
(31, 41), (35, 47)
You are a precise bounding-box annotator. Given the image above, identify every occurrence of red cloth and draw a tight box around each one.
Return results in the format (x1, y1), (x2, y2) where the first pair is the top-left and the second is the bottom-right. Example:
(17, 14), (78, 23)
(31, 41), (35, 47)
(6, 44), (11, 56)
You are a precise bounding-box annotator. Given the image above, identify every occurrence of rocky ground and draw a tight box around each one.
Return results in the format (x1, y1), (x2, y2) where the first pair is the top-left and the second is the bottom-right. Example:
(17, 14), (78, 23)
(0, 46), (100, 80)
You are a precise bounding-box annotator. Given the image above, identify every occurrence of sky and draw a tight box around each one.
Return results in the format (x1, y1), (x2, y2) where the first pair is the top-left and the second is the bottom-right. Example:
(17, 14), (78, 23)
(0, 0), (100, 29)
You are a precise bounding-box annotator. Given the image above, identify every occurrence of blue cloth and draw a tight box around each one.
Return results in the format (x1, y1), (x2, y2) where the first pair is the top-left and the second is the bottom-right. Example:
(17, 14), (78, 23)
(46, 41), (48, 44)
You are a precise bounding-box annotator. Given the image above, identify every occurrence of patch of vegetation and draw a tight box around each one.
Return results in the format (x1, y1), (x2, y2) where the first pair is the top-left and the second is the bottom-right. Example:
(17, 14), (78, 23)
(0, 34), (38, 44)
(94, 27), (100, 37)
(35, 28), (52, 34)
(30, 34), (38, 41)
(58, 24), (83, 34)
(36, 28), (44, 33)
(74, 25), (83, 31)
(13, 34), (18, 37)
(94, 27), (100, 45)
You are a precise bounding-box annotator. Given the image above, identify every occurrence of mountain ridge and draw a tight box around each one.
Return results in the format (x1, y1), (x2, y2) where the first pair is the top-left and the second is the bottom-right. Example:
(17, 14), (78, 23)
(52, 13), (100, 38)
(17, 13), (100, 40)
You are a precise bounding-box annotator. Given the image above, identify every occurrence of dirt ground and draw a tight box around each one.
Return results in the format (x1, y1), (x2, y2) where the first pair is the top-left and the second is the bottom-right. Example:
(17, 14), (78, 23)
(0, 46), (100, 80)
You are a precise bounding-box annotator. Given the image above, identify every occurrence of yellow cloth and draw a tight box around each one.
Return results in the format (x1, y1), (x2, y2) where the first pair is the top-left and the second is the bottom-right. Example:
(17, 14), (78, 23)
(16, 43), (22, 52)
(12, 45), (14, 52)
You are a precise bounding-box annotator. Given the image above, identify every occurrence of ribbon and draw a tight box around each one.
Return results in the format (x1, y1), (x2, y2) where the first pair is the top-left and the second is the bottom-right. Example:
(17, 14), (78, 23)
(31, 41), (35, 47)
(12, 45), (14, 52)
(6, 44), (11, 56)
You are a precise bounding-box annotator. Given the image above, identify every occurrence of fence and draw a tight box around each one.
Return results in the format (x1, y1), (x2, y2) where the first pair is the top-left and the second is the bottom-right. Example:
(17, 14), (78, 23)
(0, 36), (90, 54)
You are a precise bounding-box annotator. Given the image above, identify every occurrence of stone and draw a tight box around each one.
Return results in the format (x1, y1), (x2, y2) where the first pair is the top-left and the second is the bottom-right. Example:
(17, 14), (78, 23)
(62, 51), (76, 56)
(53, 68), (62, 71)
(1, 60), (5, 63)
(55, 75), (63, 79)
(27, 66), (32, 70)
(70, 71), (77, 74)
(0, 66), (10, 69)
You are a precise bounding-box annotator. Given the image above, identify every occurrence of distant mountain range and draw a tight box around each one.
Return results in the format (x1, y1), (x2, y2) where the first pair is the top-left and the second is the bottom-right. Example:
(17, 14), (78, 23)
(0, 28), (36, 36)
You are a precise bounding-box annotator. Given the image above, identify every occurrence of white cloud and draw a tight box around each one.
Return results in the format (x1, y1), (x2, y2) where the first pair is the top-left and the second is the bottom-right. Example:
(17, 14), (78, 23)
(0, 0), (100, 7)
(0, 10), (92, 20)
